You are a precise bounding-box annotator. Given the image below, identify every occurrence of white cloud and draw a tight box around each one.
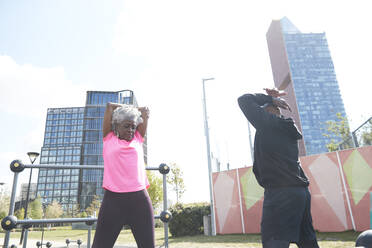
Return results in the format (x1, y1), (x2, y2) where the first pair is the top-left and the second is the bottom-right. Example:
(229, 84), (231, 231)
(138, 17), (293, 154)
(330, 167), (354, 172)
(111, 0), (372, 203)
(0, 56), (88, 195)
(0, 56), (87, 117)
(2, 0), (372, 204)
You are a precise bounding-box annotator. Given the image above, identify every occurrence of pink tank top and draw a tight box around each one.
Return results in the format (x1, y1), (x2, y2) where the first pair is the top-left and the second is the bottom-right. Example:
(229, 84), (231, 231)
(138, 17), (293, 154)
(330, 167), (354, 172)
(102, 131), (149, 192)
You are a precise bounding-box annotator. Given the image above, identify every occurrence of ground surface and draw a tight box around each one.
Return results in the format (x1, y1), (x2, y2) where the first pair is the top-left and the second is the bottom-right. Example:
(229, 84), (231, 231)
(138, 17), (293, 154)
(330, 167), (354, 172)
(0, 227), (360, 247)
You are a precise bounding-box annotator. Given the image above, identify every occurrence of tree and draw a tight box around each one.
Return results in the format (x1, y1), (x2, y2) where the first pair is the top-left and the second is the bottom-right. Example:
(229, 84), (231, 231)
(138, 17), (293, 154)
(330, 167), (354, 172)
(360, 118), (372, 146)
(15, 208), (25, 220)
(0, 193), (10, 216)
(323, 113), (352, 152)
(61, 203), (82, 218)
(85, 195), (101, 217)
(44, 201), (63, 219)
(80, 211), (88, 218)
(0, 211), (6, 221)
(361, 130), (372, 145)
(147, 171), (163, 209)
(0, 190), (9, 231)
(167, 163), (186, 204)
(71, 203), (83, 217)
(29, 196), (43, 219)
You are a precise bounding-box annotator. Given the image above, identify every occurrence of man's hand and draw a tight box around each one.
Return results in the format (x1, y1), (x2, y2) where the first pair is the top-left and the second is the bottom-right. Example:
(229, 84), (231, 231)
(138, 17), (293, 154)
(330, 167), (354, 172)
(264, 88), (287, 98)
(272, 97), (292, 112)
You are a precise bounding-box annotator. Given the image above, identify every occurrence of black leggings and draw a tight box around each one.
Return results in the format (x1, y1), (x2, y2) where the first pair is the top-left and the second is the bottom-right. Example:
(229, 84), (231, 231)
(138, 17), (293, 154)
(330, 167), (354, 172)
(92, 189), (155, 248)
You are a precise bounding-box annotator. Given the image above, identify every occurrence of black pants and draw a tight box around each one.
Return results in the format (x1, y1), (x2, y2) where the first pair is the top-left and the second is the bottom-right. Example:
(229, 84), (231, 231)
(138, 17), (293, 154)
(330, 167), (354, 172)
(261, 187), (319, 248)
(263, 239), (319, 248)
(92, 189), (155, 248)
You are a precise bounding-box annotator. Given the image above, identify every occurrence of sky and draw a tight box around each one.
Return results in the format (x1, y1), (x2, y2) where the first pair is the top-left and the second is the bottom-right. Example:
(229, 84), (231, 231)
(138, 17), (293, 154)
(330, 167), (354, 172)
(1, 0), (372, 204)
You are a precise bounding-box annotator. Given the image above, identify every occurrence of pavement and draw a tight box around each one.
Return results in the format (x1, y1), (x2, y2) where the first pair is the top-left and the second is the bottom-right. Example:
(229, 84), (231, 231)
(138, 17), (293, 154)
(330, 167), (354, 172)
(0, 238), (137, 248)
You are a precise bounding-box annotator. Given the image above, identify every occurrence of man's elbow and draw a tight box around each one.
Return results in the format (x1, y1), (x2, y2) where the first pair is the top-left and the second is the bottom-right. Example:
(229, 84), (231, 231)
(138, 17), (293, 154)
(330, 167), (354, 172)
(237, 94), (253, 108)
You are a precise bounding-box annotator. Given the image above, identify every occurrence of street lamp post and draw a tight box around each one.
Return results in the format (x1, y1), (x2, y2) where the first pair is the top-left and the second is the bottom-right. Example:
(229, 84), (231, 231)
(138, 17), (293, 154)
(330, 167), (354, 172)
(19, 152), (39, 245)
(0, 182), (5, 196)
(202, 78), (216, 236)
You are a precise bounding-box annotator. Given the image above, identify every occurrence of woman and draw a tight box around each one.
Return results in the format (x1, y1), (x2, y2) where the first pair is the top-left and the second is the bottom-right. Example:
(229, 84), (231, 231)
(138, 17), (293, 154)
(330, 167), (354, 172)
(92, 102), (154, 248)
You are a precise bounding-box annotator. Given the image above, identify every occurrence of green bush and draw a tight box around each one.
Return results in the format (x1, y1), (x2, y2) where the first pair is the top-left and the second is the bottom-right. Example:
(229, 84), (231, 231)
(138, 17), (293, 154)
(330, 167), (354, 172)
(169, 202), (210, 237)
(0, 210), (6, 231)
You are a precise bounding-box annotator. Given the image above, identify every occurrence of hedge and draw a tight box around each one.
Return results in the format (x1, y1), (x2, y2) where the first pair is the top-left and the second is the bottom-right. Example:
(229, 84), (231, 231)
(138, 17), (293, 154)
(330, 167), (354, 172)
(168, 202), (210, 237)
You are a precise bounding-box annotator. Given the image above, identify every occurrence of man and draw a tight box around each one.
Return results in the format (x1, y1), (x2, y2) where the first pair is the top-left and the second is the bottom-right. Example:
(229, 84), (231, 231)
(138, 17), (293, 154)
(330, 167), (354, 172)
(237, 88), (319, 248)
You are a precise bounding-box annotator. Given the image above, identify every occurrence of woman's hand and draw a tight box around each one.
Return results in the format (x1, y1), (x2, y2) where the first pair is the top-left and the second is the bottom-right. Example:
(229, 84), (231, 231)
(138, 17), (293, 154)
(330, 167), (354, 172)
(138, 107), (150, 120)
(264, 88), (287, 98)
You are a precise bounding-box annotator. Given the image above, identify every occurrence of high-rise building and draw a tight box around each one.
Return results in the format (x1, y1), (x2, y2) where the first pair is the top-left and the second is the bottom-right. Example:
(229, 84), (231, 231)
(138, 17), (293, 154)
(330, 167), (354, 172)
(266, 17), (347, 156)
(20, 183), (37, 202)
(36, 90), (142, 213)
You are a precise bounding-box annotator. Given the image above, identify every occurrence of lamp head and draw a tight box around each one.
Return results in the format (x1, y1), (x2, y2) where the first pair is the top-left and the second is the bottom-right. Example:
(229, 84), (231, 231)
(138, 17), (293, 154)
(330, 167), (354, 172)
(203, 78), (215, 82)
(27, 152), (40, 164)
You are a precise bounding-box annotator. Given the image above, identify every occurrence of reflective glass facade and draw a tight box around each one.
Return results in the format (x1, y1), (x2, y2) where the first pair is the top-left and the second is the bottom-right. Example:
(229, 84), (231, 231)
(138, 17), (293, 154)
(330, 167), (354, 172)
(37, 90), (140, 212)
(37, 107), (84, 212)
(283, 22), (346, 155)
(267, 17), (348, 155)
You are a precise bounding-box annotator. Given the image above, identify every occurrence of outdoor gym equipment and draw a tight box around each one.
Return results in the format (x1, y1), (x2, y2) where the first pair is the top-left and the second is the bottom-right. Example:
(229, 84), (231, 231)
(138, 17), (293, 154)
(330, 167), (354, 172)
(2, 161), (172, 248)
(36, 241), (52, 248)
(356, 229), (372, 248)
(65, 239), (82, 248)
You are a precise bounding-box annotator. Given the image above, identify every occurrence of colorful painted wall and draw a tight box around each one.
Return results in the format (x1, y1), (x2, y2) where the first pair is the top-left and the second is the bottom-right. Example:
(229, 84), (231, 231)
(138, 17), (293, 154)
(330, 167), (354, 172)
(212, 146), (372, 234)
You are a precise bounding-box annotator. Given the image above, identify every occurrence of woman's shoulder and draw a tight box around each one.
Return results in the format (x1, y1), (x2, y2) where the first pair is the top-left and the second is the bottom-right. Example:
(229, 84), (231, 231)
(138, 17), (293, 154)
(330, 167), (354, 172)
(103, 131), (116, 142)
(134, 130), (144, 143)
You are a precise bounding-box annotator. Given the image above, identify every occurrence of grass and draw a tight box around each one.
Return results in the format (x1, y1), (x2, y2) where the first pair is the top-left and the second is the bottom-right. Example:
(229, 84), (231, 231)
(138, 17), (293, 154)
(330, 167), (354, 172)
(0, 226), (360, 247)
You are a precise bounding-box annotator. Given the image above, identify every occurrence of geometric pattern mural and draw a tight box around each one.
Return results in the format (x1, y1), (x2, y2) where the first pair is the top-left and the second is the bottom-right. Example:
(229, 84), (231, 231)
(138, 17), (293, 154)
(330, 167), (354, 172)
(343, 150), (372, 205)
(213, 172), (235, 232)
(309, 154), (348, 229)
(240, 167), (264, 210)
(212, 146), (372, 234)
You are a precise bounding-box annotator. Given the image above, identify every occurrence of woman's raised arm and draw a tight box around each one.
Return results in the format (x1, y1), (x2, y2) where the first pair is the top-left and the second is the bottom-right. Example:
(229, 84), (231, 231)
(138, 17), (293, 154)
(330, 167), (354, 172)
(137, 107), (149, 138)
(102, 102), (122, 138)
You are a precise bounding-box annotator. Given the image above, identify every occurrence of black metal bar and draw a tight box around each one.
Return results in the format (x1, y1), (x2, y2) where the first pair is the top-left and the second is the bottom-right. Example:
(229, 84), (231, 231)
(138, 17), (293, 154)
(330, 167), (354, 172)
(3, 172), (20, 248)
(19, 167), (34, 245)
(15, 216), (169, 227)
(163, 173), (169, 248)
(22, 164), (161, 170)
(23, 164), (103, 169)
(17, 218), (97, 225)
(6, 162), (170, 248)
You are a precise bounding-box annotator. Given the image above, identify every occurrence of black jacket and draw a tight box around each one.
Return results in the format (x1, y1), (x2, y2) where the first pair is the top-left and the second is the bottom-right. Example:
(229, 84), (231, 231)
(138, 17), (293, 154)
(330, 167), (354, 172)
(238, 93), (309, 188)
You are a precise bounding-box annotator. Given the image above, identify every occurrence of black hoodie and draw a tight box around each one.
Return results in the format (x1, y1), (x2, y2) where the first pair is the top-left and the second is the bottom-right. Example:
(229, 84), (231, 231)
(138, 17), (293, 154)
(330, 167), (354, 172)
(238, 93), (309, 188)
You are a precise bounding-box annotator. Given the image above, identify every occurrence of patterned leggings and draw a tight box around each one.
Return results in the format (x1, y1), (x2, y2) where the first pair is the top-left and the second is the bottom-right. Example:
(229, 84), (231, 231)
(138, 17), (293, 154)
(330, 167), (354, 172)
(92, 189), (155, 248)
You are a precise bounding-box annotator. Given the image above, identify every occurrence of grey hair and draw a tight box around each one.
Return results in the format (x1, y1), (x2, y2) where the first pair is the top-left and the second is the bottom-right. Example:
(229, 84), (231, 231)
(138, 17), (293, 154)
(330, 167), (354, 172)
(112, 105), (143, 136)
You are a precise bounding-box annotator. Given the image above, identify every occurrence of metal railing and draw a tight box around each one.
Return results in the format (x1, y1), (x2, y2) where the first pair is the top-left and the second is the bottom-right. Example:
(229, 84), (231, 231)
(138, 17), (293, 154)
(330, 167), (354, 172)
(339, 117), (372, 150)
(1, 161), (172, 248)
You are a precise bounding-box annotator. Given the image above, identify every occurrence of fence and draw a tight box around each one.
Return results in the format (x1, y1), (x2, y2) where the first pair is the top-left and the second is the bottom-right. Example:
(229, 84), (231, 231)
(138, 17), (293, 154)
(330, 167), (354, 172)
(212, 146), (372, 234)
(339, 117), (372, 150)
(1, 161), (172, 248)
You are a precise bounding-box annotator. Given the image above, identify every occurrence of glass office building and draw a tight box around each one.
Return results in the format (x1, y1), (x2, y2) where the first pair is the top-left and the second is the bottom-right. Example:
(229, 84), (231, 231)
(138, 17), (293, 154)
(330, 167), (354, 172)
(266, 17), (347, 155)
(37, 90), (141, 212)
